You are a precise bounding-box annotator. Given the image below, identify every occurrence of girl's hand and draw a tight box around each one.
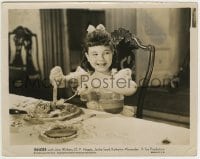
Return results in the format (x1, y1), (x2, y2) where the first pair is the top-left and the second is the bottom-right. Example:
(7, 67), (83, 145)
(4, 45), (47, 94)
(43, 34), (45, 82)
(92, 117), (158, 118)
(49, 66), (66, 88)
(111, 68), (137, 96)
(86, 101), (100, 110)
(77, 82), (93, 95)
(55, 98), (65, 106)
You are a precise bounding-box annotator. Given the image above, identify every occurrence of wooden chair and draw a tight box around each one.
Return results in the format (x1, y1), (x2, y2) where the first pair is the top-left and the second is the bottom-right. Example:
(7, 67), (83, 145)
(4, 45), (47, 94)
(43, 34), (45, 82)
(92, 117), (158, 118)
(9, 26), (41, 77)
(111, 28), (155, 118)
(9, 26), (41, 96)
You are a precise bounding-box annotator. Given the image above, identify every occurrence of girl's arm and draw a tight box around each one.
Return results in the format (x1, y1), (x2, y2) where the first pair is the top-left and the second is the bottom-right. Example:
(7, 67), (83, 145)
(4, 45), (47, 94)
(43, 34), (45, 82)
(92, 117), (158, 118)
(79, 68), (138, 96)
(103, 78), (137, 96)
(65, 66), (89, 88)
(49, 66), (88, 88)
(104, 68), (137, 96)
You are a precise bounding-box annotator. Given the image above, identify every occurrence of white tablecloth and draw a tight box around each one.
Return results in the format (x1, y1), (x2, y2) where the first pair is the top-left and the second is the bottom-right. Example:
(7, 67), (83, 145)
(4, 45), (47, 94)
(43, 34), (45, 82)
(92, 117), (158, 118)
(9, 94), (189, 145)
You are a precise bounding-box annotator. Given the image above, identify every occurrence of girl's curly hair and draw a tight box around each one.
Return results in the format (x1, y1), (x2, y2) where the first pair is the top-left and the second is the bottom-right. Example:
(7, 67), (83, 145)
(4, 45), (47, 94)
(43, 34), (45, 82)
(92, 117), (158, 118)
(81, 29), (117, 72)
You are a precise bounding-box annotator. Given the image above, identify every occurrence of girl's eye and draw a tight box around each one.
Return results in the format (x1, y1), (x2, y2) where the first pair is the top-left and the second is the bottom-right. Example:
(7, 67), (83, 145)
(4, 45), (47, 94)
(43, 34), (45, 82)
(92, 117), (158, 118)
(93, 53), (98, 56)
(104, 51), (111, 55)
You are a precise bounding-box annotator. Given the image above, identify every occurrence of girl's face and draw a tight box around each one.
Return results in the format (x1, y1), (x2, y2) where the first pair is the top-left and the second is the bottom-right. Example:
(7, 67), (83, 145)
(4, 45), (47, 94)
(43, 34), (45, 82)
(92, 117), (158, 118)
(85, 45), (113, 74)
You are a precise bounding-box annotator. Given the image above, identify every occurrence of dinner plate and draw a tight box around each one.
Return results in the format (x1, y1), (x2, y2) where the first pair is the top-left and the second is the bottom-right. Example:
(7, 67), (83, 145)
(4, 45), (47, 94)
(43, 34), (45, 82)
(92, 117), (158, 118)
(23, 102), (83, 123)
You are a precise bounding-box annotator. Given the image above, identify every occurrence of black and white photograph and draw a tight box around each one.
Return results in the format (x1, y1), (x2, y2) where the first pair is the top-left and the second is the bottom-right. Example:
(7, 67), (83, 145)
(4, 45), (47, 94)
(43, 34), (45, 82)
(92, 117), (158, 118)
(1, 1), (198, 157)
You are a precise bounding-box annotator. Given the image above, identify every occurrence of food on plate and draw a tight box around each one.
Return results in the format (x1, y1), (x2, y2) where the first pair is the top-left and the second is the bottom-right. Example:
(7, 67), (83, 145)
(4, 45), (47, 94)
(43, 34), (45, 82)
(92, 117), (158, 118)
(24, 101), (82, 122)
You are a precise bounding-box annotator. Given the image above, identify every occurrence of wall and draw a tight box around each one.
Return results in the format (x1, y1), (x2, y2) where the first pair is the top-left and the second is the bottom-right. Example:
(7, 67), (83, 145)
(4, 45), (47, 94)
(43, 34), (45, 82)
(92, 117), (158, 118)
(105, 9), (137, 34)
(105, 9), (190, 85)
(136, 8), (190, 85)
(9, 9), (44, 78)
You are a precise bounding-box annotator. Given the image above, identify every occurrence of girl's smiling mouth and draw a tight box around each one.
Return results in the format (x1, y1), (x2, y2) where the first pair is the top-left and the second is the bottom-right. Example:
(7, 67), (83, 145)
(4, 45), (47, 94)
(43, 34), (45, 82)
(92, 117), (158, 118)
(96, 63), (107, 66)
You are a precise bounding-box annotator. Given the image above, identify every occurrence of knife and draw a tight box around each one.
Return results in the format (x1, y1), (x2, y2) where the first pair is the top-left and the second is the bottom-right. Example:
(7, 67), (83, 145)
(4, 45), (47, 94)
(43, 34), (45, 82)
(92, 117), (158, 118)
(9, 109), (28, 115)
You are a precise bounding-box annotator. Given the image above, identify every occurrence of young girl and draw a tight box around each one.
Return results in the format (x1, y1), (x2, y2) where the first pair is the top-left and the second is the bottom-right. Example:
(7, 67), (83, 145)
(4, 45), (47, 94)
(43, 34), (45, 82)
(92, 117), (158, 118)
(50, 24), (137, 113)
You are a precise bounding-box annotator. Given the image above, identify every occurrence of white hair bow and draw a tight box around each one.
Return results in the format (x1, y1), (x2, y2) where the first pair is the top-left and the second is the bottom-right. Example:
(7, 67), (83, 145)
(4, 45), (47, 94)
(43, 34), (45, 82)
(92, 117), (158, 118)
(87, 24), (105, 33)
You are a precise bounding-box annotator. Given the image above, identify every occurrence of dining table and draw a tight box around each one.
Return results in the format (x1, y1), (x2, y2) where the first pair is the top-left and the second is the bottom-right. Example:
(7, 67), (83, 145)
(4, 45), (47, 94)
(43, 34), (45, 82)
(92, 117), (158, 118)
(8, 93), (190, 147)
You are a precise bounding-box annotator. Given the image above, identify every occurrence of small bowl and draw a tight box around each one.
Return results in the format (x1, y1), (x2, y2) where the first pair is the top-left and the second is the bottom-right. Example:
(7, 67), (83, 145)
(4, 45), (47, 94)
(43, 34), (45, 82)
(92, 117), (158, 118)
(82, 90), (124, 114)
(99, 98), (124, 114)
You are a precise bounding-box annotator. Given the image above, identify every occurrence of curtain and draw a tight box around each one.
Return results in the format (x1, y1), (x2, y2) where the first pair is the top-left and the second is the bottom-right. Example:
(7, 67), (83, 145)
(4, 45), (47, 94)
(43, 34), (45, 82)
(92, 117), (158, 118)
(40, 9), (70, 79)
